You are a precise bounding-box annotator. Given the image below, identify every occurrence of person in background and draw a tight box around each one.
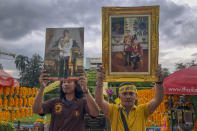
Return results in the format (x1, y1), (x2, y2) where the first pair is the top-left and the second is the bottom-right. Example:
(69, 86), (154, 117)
(95, 65), (164, 131)
(33, 70), (99, 131)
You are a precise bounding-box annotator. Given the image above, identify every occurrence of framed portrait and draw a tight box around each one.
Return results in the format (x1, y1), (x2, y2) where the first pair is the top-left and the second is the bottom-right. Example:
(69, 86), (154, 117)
(44, 28), (84, 79)
(102, 6), (159, 82)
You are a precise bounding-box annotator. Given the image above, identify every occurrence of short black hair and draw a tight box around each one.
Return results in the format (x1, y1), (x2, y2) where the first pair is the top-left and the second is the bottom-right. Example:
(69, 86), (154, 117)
(59, 80), (83, 99)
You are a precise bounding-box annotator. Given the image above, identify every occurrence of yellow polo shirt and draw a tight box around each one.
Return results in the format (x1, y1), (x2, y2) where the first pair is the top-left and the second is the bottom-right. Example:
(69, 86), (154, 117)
(106, 103), (150, 131)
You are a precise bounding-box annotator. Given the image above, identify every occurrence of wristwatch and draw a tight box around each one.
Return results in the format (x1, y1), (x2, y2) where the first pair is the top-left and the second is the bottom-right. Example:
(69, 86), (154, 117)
(96, 82), (103, 87)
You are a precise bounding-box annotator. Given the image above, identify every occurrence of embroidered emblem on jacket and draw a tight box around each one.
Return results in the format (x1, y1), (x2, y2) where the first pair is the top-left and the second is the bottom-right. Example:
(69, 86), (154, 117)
(74, 110), (79, 117)
(54, 103), (63, 113)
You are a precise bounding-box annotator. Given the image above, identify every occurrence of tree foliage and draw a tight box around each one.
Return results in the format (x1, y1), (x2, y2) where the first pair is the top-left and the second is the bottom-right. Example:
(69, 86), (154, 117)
(15, 54), (43, 87)
(162, 68), (170, 78)
(15, 55), (29, 85)
(175, 60), (197, 71)
(0, 63), (3, 70)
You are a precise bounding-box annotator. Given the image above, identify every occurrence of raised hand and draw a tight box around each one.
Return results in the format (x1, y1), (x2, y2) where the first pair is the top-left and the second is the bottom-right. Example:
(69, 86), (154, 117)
(39, 70), (50, 89)
(78, 70), (88, 93)
(96, 66), (105, 86)
(156, 64), (164, 83)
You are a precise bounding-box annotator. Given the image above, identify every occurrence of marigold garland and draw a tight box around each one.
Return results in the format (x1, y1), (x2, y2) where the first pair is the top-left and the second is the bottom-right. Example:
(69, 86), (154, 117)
(28, 88), (32, 96)
(23, 97), (27, 107)
(0, 97), (2, 108)
(24, 108), (28, 117)
(27, 97), (30, 106)
(18, 98), (23, 108)
(14, 96), (18, 107)
(15, 86), (19, 95)
(15, 110), (20, 119)
(5, 111), (10, 121)
(3, 87), (10, 96)
(3, 97), (8, 109)
(19, 88), (23, 97)
(10, 86), (15, 96)
(8, 97), (14, 107)
(32, 88), (35, 96)
(11, 110), (15, 121)
(0, 86), (43, 121)
(29, 108), (32, 117)
(0, 87), (3, 95)
(20, 108), (25, 118)
(22, 87), (27, 96)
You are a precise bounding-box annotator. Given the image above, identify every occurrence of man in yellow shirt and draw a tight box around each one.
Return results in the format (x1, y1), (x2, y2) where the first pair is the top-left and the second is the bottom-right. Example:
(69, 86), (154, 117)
(95, 65), (164, 131)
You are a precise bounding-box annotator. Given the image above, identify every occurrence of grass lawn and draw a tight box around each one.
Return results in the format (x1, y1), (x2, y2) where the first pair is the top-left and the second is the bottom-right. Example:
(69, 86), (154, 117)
(11, 114), (51, 125)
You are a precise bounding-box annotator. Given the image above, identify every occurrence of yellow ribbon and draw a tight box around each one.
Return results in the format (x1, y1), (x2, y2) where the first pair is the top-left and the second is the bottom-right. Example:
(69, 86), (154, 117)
(119, 84), (137, 94)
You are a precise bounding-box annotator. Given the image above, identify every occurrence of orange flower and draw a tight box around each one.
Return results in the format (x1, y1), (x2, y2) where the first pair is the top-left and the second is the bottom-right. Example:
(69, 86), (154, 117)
(15, 86), (19, 95)
(32, 88), (35, 96)
(14, 97), (18, 107)
(10, 86), (15, 96)
(23, 87), (27, 96)
(15, 110), (20, 119)
(29, 108), (32, 117)
(5, 111), (10, 121)
(0, 98), (2, 108)
(3, 87), (10, 96)
(0, 87), (3, 95)
(8, 97), (14, 107)
(11, 110), (15, 121)
(23, 98), (27, 107)
(18, 98), (23, 107)
(3, 97), (8, 108)
(24, 108), (28, 117)
(20, 108), (25, 118)
(19, 87), (23, 97)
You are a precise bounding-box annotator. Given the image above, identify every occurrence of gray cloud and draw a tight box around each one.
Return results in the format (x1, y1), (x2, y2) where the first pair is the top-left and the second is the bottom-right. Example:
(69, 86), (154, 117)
(0, 0), (104, 40)
(159, 51), (172, 57)
(191, 53), (197, 56)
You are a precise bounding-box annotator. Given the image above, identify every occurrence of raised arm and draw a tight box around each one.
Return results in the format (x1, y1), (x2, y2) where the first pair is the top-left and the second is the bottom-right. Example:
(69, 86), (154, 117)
(95, 66), (110, 115)
(79, 71), (99, 117)
(148, 64), (164, 114)
(32, 70), (49, 114)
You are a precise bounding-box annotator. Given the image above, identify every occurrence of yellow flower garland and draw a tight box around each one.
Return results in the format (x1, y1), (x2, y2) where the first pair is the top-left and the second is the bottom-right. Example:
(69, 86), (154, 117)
(15, 86), (19, 95)
(3, 97), (8, 109)
(0, 98), (2, 108)
(20, 108), (24, 118)
(14, 97), (18, 107)
(8, 97), (14, 107)
(18, 98), (23, 108)
(15, 110), (20, 119)
(0, 87), (3, 95)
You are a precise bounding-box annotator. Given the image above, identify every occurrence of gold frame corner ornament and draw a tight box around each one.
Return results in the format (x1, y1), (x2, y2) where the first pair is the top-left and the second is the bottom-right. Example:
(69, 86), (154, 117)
(102, 6), (160, 82)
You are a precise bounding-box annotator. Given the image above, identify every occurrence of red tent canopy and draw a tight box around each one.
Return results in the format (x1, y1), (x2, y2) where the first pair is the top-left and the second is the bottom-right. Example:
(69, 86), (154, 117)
(0, 70), (14, 87)
(164, 66), (197, 95)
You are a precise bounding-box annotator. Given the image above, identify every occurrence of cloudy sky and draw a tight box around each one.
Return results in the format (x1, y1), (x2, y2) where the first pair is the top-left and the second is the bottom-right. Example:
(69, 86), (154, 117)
(0, 0), (197, 78)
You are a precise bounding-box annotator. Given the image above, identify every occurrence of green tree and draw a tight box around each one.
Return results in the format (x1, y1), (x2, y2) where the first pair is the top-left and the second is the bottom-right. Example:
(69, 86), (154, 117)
(15, 54), (44, 87)
(15, 55), (29, 86)
(175, 62), (187, 70)
(0, 63), (3, 70)
(25, 54), (43, 88)
(163, 68), (170, 78)
(175, 60), (197, 71)
(186, 60), (197, 67)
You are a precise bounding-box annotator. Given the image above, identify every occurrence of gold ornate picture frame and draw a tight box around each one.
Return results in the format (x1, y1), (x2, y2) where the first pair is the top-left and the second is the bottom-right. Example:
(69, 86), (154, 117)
(102, 6), (159, 82)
